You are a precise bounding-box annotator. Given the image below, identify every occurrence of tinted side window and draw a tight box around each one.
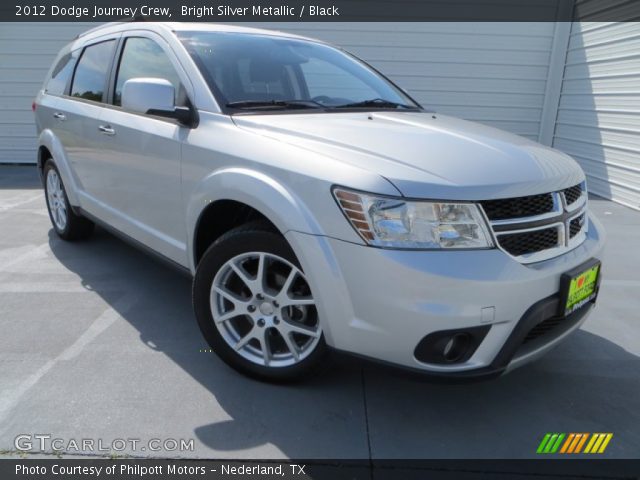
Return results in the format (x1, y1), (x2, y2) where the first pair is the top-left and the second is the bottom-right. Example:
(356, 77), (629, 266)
(70, 40), (115, 102)
(114, 37), (184, 107)
(46, 50), (79, 96)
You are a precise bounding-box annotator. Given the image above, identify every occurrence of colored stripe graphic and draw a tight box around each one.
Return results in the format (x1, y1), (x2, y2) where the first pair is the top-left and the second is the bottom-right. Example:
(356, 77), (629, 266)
(574, 433), (589, 453)
(550, 433), (565, 453)
(537, 433), (552, 454)
(567, 433), (583, 453)
(585, 433), (614, 454)
(591, 434), (606, 453)
(539, 433), (613, 454)
(544, 434), (559, 453)
(584, 434), (598, 453)
(537, 433), (565, 453)
(560, 433), (575, 453)
(598, 434), (613, 453)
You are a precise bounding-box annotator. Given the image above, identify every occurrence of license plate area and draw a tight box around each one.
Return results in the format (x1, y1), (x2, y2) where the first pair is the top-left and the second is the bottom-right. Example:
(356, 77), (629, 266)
(559, 258), (601, 317)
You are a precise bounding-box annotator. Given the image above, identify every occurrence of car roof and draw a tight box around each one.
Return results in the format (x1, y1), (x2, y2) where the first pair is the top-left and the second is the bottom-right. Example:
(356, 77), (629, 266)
(76, 21), (319, 45)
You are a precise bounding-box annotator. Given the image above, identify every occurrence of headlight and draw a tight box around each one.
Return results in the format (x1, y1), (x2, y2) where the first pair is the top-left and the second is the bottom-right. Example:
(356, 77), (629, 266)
(333, 188), (494, 249)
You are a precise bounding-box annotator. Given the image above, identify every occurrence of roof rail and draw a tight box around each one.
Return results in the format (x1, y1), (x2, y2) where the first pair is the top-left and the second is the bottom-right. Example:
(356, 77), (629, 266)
(75, 15), (148, 38)
(118, 13), (148, 22)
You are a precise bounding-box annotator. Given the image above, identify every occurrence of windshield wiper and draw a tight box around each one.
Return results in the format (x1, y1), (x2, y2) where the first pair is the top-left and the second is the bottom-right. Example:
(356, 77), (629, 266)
(225, 99), (325, 110)
(334, 98), (416, 110)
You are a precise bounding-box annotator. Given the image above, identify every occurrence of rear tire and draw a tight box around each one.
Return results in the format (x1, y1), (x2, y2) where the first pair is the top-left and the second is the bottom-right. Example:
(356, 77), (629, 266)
(193, 222), (328, 382)
(44, 160), (94, 241)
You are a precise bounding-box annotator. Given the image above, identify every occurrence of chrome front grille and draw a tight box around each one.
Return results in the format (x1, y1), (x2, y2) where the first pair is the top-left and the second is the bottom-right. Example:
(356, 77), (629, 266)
(480, 182), (588, 264)
(563, 184), (583, 206)
(569, 213), (586, 238)
(480, 193), (554, 221)
(497, 226), (560, 257)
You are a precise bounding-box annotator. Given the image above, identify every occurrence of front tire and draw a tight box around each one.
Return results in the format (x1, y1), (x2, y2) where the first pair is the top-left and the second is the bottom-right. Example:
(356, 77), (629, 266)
(193, 223), (328, 382)
(44, 160), (94, 241)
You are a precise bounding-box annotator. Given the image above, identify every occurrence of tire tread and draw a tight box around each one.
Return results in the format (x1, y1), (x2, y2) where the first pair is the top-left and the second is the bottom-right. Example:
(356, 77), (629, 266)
(192, 221), (329, 382)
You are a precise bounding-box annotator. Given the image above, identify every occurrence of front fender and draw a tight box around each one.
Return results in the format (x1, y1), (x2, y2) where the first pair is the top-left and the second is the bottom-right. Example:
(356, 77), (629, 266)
(38, 129), (81, 206)
(186, 167), (324, 273)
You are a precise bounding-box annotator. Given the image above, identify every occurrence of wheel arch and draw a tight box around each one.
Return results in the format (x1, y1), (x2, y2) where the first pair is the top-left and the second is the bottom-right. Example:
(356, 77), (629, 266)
(187, 168), (324, 273)
(193, 200), (278, 267)
(37, 129), (81, 205)
(37, 145), (52, 177)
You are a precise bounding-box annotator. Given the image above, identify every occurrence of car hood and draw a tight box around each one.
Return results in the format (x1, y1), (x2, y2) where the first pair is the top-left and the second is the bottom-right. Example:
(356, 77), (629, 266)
(232, 111), (585, 200)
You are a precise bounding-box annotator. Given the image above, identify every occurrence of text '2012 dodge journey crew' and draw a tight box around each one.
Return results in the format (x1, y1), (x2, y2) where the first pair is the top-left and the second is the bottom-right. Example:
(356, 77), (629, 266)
(34, 22), (605, 381)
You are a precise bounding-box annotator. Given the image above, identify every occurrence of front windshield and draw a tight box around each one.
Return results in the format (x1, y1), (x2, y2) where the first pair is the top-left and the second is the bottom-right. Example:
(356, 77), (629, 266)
(178, 31), (421, 112)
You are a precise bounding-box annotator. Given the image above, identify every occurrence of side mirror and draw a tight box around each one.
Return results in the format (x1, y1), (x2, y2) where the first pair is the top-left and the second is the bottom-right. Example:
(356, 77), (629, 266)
(121, 78), (197, 127)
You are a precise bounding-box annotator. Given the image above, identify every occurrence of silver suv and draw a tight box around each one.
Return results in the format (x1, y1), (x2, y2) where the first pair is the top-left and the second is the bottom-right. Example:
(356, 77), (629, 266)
(34, 22), (605, 381)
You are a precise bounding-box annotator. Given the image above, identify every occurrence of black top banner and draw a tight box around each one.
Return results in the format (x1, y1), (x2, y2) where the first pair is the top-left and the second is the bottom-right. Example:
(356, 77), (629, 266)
(3, 0), (640, 22)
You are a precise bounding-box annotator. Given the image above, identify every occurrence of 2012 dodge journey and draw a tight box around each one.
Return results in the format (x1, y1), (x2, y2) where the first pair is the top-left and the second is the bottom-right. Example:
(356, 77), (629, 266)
(34, 22), (605, 381)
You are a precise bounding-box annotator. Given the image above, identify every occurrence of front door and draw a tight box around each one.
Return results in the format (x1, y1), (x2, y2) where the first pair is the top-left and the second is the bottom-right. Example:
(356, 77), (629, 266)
(93, 32), (194, 265)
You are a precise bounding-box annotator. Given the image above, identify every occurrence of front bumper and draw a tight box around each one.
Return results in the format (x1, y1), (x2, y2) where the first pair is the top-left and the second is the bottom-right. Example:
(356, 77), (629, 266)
(285, 213), (605, 377)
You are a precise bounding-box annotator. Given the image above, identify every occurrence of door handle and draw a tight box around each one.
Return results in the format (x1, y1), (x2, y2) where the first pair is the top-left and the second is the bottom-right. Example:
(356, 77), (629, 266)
(98, 125), (116, 136)
(53, 112), (66, 120)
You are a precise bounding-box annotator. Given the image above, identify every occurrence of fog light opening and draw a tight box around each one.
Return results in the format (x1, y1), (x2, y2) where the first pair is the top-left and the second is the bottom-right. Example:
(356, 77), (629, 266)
(414, 325), (490, 365)
(442, 333), (471, 363)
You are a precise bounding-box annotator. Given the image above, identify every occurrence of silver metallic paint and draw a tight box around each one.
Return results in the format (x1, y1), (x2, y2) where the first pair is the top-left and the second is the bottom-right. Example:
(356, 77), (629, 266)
(35, 22), (605, 374)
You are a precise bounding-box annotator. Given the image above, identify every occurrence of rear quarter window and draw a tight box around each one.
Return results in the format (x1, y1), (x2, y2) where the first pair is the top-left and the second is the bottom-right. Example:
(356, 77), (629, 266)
(70, 40), (116, 102)
(45, 50), (79, 96)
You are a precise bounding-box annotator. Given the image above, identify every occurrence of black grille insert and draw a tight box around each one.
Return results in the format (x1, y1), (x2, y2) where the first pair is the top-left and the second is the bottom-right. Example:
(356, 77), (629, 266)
(498, 227), (559, 257)
(563, 184), (583, 205)
(522, 316), (564, 344)
(569, 214), (585, 238)
(480, 193), (554, 221)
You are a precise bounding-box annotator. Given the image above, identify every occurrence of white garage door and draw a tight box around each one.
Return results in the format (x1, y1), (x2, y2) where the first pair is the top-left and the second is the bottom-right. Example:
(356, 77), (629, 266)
(0, 22), (92, 163)
(0, 21), (556, 164)
(553, 22), (640, 210)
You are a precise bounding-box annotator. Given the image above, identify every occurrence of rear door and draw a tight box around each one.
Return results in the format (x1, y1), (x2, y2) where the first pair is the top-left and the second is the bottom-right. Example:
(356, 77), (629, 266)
(63, 37), (119, 201)
(36, 47), (80, 151)
(95, 31), (193, 265)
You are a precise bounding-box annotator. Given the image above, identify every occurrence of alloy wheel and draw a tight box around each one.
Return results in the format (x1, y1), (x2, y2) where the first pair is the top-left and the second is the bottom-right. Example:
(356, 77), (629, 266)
(46, 168), (67, 231)
(210, 252), (321, 367)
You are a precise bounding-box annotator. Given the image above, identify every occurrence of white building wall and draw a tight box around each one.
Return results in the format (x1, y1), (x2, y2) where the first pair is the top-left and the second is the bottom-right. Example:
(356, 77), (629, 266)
(0, 23), (92, 163)
(0, 22), (556, 163)
(553, 22), (640, 210)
